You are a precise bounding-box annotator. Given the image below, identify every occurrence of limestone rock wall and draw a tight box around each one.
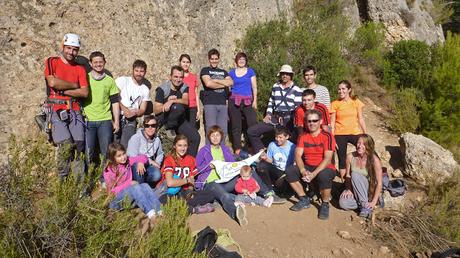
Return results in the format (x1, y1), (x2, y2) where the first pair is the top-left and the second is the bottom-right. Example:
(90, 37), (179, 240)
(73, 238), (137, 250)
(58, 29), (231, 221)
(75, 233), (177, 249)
(0, 0), (292, 156)
(344, 0), (444, 45)
(0, 0), (444, 157)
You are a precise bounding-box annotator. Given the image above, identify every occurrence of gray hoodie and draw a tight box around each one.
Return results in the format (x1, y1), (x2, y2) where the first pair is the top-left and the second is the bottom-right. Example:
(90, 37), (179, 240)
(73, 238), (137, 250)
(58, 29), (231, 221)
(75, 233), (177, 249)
(127, 128), (164, 164)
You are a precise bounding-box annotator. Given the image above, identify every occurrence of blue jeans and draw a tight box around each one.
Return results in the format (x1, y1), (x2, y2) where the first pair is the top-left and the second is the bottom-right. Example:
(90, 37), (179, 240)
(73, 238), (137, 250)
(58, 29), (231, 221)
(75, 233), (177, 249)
(86, 120), (113, 163)
(109, 183), (161, 214)
(204, 182), (237, 219)
(131, 163), (162, 185)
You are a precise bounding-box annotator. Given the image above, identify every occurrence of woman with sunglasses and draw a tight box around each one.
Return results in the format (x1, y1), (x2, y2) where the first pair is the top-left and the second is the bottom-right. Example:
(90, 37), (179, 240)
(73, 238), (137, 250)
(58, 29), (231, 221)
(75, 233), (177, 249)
(330, 80), (367, 179)
(127, 115), (164, 186)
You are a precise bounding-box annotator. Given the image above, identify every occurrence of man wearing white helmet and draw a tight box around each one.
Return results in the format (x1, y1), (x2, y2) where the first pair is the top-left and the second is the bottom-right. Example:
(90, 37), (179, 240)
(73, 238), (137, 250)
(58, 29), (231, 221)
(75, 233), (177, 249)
(44, 33), (89, 179)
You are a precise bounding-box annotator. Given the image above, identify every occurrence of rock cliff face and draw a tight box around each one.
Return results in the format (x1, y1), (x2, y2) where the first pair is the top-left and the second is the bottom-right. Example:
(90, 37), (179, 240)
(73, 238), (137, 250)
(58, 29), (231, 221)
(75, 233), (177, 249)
(345, 0), (444, 44)
(0, 0), (444, 157)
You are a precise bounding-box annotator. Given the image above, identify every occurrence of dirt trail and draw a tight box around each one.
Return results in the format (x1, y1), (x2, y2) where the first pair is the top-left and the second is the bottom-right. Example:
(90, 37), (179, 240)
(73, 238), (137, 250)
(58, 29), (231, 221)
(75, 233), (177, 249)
(189, 96), (402, 257)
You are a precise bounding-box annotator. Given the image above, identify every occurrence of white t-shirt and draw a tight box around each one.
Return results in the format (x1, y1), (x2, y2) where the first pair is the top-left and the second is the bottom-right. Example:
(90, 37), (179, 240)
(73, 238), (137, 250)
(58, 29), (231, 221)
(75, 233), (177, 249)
(115, 76), (150, 112)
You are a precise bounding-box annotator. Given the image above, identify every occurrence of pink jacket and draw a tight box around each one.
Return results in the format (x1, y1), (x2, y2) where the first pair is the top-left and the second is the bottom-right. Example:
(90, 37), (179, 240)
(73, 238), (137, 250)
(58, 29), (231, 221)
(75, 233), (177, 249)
(103, 155), (148, 194)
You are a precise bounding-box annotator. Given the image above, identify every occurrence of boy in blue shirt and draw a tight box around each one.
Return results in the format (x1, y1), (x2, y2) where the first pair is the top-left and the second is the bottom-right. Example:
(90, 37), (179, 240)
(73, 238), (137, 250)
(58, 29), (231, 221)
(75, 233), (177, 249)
(257, 126), (296, 192)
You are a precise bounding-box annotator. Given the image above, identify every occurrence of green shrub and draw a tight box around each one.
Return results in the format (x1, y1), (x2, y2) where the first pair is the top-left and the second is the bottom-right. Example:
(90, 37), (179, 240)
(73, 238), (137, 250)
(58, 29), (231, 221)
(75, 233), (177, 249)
(383, 40), (432, 91)
(238, 0), (350, 117)
(425, 171), (460, 244)
(0, 135), (201, 257)
(427, 0), (454, 25)
(419, 32), (460, 159)
(388, 88), (422, 134)
(349, 22), (387, 73)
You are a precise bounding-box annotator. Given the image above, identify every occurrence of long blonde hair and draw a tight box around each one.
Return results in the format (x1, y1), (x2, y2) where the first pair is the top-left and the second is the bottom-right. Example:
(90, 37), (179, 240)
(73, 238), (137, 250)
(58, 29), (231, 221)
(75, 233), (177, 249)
(359, 134), (380, 194)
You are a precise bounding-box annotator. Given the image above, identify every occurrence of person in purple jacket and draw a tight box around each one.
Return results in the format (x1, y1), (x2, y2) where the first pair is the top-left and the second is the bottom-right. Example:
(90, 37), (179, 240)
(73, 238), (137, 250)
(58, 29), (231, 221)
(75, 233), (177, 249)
(195, 126), (284, 225)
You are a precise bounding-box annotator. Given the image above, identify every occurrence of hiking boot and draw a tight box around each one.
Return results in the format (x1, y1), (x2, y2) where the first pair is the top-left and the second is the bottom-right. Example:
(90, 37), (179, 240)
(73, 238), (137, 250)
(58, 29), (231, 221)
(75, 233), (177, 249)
(235, 204), (248, 226)
(266, 192), (287, 204)
(318, 202), (330, 220)
(165, 129), (176, 139)
(289, 197), (311, 211)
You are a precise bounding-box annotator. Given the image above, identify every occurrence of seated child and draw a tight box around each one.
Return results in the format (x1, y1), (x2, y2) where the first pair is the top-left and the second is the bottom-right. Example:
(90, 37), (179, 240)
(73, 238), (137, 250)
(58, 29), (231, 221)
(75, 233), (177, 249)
(104, 143), (162, 222)
(157, 134), (215, 214)
(234, 165), (274, 207)
(258, 126), (295, 190)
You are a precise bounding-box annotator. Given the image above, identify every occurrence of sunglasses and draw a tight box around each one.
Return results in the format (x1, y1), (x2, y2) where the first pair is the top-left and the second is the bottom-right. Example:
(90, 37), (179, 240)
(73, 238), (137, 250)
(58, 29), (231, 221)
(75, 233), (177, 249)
(144, 123), (157, 128)
(307, 119), (320, 123)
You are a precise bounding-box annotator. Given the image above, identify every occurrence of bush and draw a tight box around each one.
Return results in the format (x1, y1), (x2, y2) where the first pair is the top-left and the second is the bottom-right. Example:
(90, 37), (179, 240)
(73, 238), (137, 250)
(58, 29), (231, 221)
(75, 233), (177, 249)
(349, 22), (387, 73)
(0, 135), (201, 257)
(426, 0), (454, 25)
(238, 0), (350, 117)
(388, 88), (422, 134)
(420, 32), (460, 159)
(372, 172), (460, 256)
(383, 40), (433, 91)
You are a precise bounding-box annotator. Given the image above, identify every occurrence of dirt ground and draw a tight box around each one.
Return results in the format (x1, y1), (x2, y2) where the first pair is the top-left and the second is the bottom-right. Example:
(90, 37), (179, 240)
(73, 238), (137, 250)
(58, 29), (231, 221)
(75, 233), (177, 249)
(189, 89), (401, 258)
(189, 200), (390, 257)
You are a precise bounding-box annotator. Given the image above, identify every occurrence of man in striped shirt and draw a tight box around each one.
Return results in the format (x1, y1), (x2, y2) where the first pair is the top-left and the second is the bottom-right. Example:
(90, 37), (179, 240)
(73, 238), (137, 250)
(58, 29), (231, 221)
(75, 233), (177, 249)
(247, 64), (302, 152)
(303, 66), (331, 109)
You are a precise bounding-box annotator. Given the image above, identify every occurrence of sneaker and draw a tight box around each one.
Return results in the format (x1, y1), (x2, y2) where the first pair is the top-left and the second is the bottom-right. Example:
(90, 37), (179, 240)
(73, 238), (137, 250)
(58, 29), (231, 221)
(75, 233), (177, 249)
(235, 204), (248, 226)
(263, 196), (274, 207)
(266, 192), (287, 204)
(165, 129), (176, 139)
(192, 204), (214, 214)
(359, 207), (372, 218)
(318, 202), (330, 220)
(289, 197), (311, 211)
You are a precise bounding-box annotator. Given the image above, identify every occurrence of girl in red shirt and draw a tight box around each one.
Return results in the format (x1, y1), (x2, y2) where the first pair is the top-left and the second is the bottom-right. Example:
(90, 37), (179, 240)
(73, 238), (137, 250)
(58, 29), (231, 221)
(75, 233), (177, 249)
(158, 135), (215, 214)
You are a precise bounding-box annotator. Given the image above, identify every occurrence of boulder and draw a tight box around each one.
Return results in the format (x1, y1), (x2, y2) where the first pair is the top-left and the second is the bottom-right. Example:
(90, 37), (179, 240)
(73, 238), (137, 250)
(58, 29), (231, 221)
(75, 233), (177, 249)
(399, 133), (459, 185)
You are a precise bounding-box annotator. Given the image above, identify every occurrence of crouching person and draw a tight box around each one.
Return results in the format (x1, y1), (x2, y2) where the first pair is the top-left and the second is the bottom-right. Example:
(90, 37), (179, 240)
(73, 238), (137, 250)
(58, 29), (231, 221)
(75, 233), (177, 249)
(339, 134), (383, 218)
(104, 143), (162, 222)
(127, 115), (163, 186)
(286, 109), (336, 220)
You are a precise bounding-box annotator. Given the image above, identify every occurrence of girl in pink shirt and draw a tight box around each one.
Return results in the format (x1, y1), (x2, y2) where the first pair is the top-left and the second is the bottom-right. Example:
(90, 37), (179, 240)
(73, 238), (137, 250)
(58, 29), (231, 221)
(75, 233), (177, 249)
(179, 54), (200, 129)
(104, 143), (162, 221)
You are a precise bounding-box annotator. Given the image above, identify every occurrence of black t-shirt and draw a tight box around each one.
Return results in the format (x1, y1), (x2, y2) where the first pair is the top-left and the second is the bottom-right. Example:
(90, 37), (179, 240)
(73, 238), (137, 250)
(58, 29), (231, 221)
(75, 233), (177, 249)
(200, 66), (229, 105)
(155, 84), (189, 104)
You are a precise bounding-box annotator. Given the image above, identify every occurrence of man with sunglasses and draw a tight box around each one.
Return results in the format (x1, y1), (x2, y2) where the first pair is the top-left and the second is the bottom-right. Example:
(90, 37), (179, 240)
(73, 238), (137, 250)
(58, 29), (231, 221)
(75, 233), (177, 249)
(286, 109), (336, 220)
(115, 59), (151, 148)
(247, 64), (302, 152)
(127, 115), (163, 186)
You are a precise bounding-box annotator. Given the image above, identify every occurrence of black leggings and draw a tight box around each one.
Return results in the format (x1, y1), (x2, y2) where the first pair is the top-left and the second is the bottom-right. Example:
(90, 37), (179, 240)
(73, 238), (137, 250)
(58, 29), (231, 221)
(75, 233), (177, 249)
(335, 134), (360, 169)
(228, 98), (257, 150)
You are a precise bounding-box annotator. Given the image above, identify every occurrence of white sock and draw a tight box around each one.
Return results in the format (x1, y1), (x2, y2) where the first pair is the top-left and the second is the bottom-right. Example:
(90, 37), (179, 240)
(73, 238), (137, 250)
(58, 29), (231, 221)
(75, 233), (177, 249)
(146, 210), (156, 219)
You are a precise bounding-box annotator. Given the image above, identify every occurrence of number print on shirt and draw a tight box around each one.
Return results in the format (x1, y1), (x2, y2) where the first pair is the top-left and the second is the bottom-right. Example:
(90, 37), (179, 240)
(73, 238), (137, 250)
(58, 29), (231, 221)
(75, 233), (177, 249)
(174, 167), (191, 178)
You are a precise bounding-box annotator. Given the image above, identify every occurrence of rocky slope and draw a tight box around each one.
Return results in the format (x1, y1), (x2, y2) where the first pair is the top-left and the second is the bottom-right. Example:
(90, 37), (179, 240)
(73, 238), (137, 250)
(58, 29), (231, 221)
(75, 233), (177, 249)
(0, 0), (443, 157)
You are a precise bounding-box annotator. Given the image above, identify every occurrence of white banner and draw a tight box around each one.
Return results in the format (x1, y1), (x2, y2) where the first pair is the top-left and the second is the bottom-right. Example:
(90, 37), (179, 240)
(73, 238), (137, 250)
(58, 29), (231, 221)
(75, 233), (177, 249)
(211, 151), (264, 183)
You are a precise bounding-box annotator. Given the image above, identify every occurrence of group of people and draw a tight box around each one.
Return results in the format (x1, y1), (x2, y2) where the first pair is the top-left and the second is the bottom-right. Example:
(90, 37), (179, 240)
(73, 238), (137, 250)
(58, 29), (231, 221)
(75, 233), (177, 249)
(43, 33), (383, 227)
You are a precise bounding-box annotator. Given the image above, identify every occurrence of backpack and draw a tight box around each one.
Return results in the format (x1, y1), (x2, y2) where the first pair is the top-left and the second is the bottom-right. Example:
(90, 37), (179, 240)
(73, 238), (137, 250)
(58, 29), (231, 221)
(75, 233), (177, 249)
(159, 81), (188, 102)
(382, 172), (407, 197)
(194, 226), (242, 258)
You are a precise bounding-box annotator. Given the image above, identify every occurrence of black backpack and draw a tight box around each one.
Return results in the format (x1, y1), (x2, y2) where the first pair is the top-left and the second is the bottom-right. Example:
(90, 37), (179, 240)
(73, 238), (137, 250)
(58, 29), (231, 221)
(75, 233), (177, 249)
(194, 226), (242, 258)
